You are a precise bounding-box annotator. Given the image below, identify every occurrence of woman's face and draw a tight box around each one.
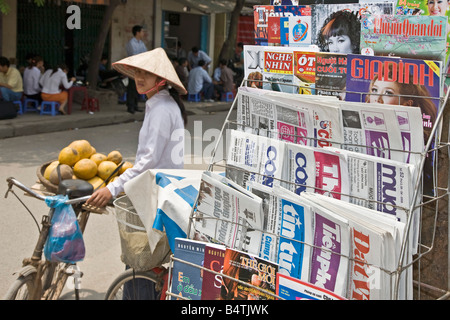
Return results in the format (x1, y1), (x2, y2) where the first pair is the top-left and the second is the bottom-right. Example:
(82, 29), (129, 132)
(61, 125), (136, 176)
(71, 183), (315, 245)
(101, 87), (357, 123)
(326, 35), (353, 53)
(367, 80), (401, 105)
(248, 72), (263, 89)
(428, 0), (449, 15)
(134, 68), (157, 95)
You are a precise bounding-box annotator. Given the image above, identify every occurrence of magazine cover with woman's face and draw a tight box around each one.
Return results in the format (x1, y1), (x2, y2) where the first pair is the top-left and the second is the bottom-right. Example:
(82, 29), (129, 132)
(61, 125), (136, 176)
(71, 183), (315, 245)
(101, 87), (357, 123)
(311, 2), (395, 54)
(345, 53), (441, 141)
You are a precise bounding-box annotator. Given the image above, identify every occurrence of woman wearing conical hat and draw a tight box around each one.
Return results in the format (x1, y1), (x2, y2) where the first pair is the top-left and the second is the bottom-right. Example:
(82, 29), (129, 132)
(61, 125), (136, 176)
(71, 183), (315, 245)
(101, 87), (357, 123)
(87, 47), (188, 208)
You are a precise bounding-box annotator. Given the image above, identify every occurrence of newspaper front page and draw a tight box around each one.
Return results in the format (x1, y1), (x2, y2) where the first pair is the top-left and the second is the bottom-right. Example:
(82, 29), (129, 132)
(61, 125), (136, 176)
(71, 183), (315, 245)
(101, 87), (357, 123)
(339, 102), (404, 162)
(301, 192), (410, 300)
(194, 171), (263, 256)
(238, 87), (344, 148)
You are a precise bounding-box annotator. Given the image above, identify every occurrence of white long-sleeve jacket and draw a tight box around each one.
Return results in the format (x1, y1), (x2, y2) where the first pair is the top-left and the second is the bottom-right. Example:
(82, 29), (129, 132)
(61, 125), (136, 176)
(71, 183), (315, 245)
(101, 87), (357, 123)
(39, 68), (73, 94)
(107, 89), (185, 197)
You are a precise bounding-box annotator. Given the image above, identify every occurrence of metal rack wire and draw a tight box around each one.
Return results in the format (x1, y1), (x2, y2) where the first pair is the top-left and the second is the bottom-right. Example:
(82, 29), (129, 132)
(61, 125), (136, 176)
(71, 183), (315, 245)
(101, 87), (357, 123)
(165, 78), (450, 300)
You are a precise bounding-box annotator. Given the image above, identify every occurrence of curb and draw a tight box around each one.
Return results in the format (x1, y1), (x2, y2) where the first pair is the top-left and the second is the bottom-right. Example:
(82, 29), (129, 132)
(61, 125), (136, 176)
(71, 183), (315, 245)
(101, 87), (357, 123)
(0, 100), (232, 140)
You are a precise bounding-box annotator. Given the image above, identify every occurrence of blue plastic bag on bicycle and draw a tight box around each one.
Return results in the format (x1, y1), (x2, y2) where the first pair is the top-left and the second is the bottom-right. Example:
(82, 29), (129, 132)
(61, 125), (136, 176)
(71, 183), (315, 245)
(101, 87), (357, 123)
(43, 195), (85, 263)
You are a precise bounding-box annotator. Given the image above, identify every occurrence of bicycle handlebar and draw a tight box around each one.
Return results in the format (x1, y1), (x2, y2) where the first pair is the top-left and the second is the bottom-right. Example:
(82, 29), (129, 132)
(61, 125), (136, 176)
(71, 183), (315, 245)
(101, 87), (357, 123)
(6, 177), (91, 205)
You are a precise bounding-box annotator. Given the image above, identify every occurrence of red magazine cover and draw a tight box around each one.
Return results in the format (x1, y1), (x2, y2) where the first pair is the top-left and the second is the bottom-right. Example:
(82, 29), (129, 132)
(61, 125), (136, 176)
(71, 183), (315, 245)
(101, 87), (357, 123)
(268, 16), (282, 45)
(201, 243), (226, 300)
(294, 51), (316, 93)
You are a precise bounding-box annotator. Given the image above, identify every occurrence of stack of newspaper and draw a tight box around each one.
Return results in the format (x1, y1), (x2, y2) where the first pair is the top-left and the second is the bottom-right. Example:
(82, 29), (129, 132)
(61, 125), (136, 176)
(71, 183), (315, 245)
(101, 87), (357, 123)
(211, 87), (426, 299)
(227, 129), (418, 237)
(237, 87), (424, 163)
(193, 170), (410, 299)
(194, 171), (264, 256)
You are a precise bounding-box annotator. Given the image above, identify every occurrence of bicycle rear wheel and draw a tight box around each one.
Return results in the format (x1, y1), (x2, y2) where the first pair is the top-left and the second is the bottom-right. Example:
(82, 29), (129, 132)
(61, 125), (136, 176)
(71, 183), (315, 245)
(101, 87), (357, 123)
(3, 274), (37, 300)
(105, 269), (162, 300)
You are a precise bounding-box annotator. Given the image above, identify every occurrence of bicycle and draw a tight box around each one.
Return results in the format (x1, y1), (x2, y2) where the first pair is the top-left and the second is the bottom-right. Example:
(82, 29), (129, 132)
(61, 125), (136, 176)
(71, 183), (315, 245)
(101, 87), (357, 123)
(104, 195), (169, 300)
(3, 176), (99, 300)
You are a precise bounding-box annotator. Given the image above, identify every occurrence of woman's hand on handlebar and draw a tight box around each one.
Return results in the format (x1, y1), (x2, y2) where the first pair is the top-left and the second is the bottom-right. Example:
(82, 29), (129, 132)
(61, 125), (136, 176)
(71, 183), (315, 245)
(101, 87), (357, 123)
(86, 187), (112, 208)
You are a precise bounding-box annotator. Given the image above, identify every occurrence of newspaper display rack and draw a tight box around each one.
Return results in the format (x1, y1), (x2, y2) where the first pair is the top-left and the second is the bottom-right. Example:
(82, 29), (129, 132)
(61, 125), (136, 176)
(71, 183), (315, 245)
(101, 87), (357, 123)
(161, 76), (449, 300)
(163, 3), (450, 299)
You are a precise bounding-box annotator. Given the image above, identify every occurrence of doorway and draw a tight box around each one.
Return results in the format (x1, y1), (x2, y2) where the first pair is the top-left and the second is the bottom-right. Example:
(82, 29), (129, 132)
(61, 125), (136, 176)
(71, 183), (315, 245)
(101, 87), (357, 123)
(162, 11), (209, 60)
(17, 0), (108, 77)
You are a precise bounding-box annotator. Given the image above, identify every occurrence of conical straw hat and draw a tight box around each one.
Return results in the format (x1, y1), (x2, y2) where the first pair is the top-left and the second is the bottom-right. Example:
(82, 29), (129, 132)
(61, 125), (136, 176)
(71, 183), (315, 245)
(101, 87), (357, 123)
(112, 47), (187, 95)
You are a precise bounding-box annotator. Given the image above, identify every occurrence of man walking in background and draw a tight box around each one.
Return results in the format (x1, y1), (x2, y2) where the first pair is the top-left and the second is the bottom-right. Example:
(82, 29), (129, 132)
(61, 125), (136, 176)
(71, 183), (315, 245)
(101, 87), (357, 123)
(125, 25), (147, 114)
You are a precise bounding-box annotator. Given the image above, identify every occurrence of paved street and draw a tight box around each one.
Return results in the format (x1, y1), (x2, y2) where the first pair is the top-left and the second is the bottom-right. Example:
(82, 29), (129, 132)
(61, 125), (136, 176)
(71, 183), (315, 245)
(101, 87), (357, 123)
(0, 105), (234, 299)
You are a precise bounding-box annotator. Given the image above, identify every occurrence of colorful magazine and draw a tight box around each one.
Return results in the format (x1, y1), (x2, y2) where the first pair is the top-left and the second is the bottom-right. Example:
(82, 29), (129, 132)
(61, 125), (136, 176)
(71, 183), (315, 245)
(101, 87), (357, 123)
(395, 0), (450, 68)
(171, 238), (205, 300)
(311, 2), (395, 54)
(271, 0), (358, 4)
(243, 45), (319, 94)
(254, 5), (312, 46)
(315, 52), (347, 99)
(201, 243), (226, 300)
(293, 50), (316, 94)
(220, 248), (279, 300)
(395, 0), (442, 15)
(268, 15), (283, 46)
(288, 15), (312, 47)
(345, 53), (441, 138)
(360, 14), (447, 65)
(254, 5), (272, 46)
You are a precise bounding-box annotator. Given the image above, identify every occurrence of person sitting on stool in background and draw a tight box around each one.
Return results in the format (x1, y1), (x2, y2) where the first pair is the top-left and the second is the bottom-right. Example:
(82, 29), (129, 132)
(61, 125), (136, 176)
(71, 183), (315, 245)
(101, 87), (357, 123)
(187, 59), (214, 102)
(213, 59), (234, 101)
(23, 55), (44, 103)
(0, 56), (23, 102)
(39, 64), (76, 115)
(125, 25), (148, 114)
(187, 46), (212, 70)
(175, 57), (189, 92)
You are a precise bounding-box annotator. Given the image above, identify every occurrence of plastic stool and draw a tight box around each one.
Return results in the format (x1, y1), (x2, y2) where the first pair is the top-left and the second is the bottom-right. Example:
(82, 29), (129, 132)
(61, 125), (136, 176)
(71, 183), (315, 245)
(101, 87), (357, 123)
(40, 101), (60, 116)
(88, 97), (100, 112)
(23, 98), (40, 113)
(118, 92), (126, 103)
(221, 92), (234, 102)
(81, 97), (100, 113)
(13, 100), (23, 115)
(188, 93), (201, 102)
(81, 96), (89, 111)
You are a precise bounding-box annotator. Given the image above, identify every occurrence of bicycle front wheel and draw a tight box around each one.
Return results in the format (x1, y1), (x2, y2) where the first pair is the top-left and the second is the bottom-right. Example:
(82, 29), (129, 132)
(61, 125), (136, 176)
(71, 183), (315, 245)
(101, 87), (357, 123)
(3, 274), (37, 300)
(105, 269), (162, 300)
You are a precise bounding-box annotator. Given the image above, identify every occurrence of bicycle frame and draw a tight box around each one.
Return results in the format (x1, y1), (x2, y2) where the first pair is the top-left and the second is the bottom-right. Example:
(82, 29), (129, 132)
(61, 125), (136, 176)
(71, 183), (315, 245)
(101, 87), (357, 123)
(5, 177), (91, 300)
